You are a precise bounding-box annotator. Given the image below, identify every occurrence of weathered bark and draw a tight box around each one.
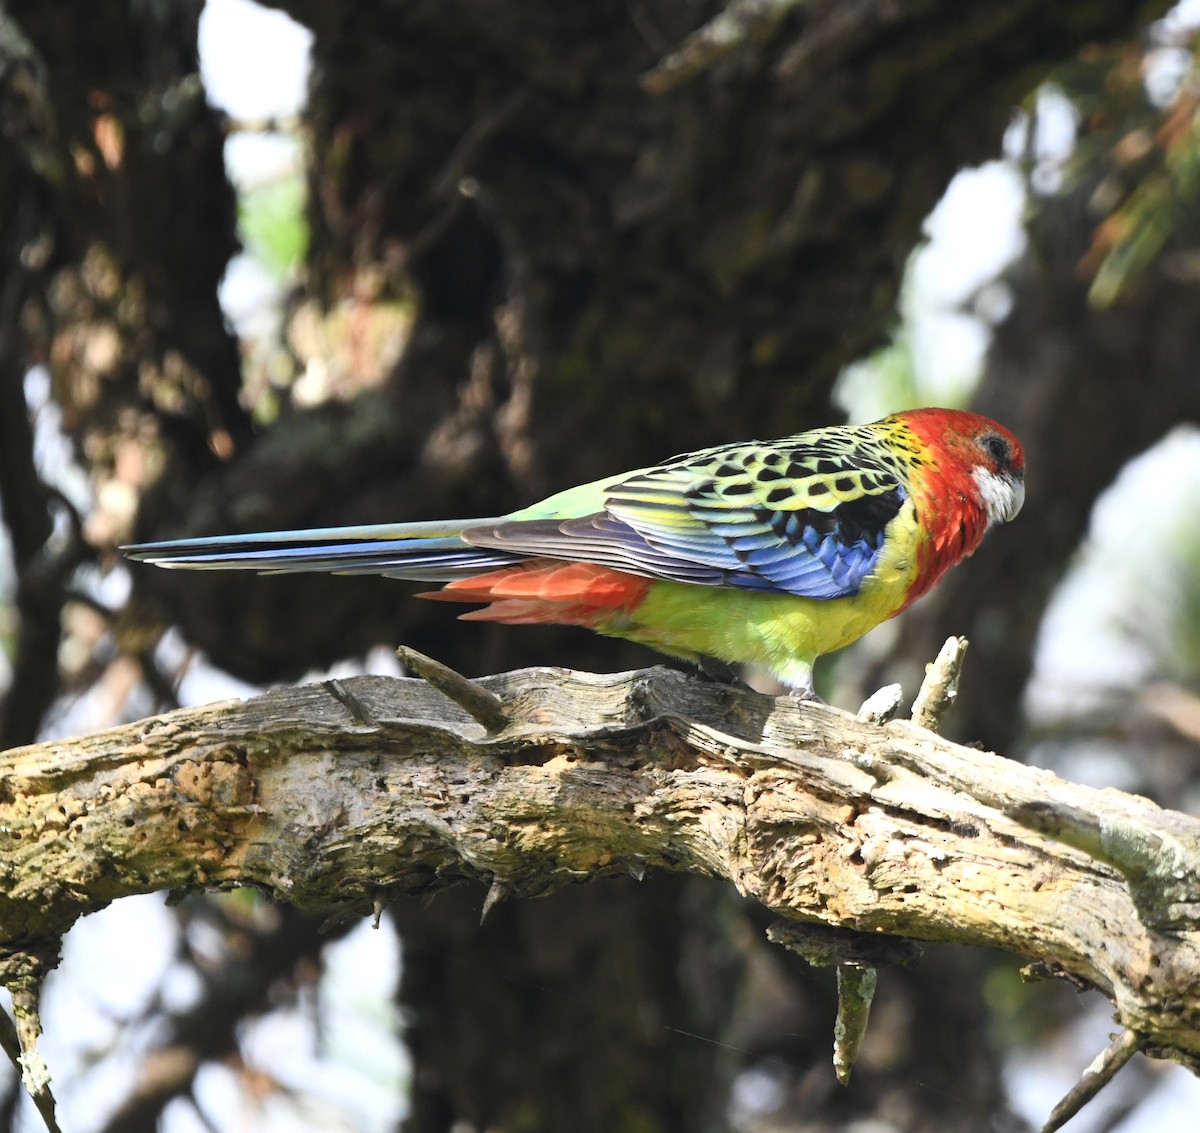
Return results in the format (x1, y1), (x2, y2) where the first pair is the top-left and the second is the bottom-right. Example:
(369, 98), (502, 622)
(3, 666), (1199, 1081)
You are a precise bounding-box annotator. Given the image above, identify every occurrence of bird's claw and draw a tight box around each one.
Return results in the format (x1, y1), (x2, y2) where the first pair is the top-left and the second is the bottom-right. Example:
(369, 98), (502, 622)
(785, 685), (826, 705)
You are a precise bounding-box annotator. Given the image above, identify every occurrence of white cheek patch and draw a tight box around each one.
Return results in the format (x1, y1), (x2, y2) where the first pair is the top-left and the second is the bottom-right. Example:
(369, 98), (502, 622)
(972, 466), (1025, 526)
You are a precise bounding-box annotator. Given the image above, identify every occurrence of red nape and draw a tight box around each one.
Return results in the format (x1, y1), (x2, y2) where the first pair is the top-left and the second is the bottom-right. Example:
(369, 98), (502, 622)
(418, 561), (651, 626)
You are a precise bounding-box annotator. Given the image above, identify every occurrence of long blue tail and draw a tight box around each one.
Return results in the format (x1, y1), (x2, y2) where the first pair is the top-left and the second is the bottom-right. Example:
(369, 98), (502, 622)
(123, 518), (524, 582)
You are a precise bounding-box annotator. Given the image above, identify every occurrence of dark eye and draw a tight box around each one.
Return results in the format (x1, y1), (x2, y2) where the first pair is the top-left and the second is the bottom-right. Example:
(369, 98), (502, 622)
(982, 434), (1009, 465)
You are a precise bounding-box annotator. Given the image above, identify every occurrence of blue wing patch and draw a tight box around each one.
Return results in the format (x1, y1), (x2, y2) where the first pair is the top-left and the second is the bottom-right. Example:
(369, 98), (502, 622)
(464, 477), (906, 600)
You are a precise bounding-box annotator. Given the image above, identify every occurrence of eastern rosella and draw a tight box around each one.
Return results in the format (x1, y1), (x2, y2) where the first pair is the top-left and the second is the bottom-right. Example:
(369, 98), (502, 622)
(126, 407), (1024, 693)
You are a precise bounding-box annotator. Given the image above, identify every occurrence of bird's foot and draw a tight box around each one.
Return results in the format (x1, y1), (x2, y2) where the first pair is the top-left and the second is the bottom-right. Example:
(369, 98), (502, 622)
(695, 656), (748, 688)
(785, 685), (826, 706)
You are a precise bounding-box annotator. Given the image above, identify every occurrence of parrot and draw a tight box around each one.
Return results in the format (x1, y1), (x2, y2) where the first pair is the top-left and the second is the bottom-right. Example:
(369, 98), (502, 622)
(125, 407), (1024, 694)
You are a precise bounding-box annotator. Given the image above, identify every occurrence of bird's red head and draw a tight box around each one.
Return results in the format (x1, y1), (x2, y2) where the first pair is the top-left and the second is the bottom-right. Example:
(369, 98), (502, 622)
(900, 407), (1025, 527)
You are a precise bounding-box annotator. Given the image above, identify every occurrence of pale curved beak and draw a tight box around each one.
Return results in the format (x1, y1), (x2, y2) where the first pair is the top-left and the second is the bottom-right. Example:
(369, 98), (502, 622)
(1007, 476), (1026, 521)
(973, 466), (1025, 526)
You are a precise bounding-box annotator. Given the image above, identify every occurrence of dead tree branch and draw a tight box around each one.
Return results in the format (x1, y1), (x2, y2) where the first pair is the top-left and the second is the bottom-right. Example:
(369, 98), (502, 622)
(2, 664), (1200, 1122)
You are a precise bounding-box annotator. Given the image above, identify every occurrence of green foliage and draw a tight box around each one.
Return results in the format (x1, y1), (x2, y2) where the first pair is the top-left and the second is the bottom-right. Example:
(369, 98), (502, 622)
(1053, 46), (1200, 308)
(1154, 501), (1200, 684)
(238, 172), (309, 280)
